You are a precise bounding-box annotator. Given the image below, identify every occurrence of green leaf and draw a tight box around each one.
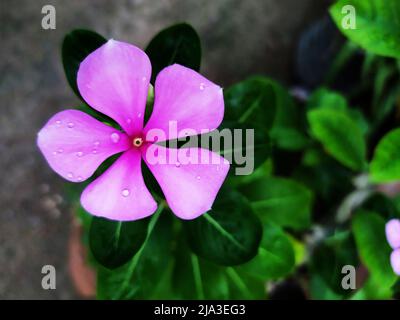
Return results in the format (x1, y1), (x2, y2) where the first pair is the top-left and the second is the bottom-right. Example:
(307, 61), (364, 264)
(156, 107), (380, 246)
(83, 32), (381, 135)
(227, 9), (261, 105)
(270, 81), (308, 151)
(221, 76), (277, 173)
(62, 29), (107, 98)
(145, 23), (201, 84)
(310, 230), (358, 296)
(330, 0), (400, 59)
(307, 88), (348, 111)
(307, 89), (369, 134)
(370, 128), (400, 183)
(308, 109), (366, 171)
(97, 207), (173, 299)
(309, 275), (343, 300)
(89, 217), (148, 269)
(172, 241), (230, 299)
(352, 210), (397, 287)
(185, 188), (262, 266)
(224, 76), (277, 131)
(239, 177), (313, 231)
(238, 222), (295, 280)
(351, 276), (394, 300)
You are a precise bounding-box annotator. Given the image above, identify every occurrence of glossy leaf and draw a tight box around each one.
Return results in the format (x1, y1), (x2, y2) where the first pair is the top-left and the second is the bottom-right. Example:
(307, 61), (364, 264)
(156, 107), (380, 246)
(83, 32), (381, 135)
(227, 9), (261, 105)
(310, 230), (358, 295)
(239, 177), (313, 231)
(172, 240), (230, 299)
(370, 128), (400, 183)
(185, 188), (262, 266)
(224, 76), (277, 131)
(307, 88), (348, 111)
(238, 222), (295, 280)
(352, 210), (397, 287)
(330, 0), (400, 59)
(97, 208), (173, 299)
(89, 217), (148, 269)
(145, 23), (201, 84)
(269, 80), (308, 150)
(308, 109), (366, 171)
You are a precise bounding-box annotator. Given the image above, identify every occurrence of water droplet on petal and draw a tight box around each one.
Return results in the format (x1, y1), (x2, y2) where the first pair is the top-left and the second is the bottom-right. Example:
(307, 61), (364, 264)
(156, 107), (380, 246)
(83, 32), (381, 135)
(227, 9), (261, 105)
(137, 113), (142, 118)
(122, 189), (130, 197)
(175, 162), (181, 168)
(94, 141), (100, 147)
(199, 83), (205, 90)
(196, 176), (201, 180)
(67, 172), (73, 179)
(110, 132), (120, 143)
(57, 148), (64, 154)
(52, 151), (57, 155)
(67, 122), (75, 128)
(55, 120), (61, 127)
(92, 149), (98, 154)
(77, 176), (83, 182)
(76, 151), (83, 157)
(142, 76), (147, 82)
(126, 118), (132, 124)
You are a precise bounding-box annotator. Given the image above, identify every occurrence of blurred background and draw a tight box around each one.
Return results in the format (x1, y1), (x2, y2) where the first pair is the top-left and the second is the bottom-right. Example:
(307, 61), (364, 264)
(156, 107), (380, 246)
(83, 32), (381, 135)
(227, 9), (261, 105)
(0, 0), (332, 299)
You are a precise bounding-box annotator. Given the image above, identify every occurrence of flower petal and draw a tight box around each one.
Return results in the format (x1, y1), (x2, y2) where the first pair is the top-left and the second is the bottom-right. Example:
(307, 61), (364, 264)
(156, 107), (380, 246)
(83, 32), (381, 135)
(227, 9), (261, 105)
(37, 110), (130, 182)
(386, 219), (400, 249)
(390, 248), (400, 276)
(77, 40), (151, 135)
(143, 64), (224, 142)
(81, 149), (157, 221)
(142, 145), (230, 219)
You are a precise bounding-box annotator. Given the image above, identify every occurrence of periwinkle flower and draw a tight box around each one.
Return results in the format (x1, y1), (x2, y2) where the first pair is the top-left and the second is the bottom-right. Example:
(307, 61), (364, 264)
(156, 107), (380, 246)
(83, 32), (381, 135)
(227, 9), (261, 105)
(38, 40), (229, 221)
(385, 218), (400, 275)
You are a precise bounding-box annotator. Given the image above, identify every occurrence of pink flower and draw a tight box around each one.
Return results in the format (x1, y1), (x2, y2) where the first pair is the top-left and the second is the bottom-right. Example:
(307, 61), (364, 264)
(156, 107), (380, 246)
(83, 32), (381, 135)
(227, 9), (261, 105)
(385, 219), (400, 275)
(390, 249), (400, 276)
(37, 40), (230, 221)
(386, 219), (400, 250)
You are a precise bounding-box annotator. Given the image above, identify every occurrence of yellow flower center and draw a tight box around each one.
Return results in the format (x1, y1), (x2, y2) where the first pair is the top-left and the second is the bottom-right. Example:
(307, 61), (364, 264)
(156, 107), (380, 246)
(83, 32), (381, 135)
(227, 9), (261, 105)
(132, 137), (143, 147)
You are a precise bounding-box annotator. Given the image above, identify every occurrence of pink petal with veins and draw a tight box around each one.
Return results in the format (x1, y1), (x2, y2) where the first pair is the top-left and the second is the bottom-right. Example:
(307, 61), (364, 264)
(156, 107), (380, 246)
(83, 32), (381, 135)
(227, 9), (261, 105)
(144, 64), (224, 142)
(142, 145), (230, 219)
(37, 109), (130, 182)
(77, 40), (151, 135)
(81, 149), (157, 221)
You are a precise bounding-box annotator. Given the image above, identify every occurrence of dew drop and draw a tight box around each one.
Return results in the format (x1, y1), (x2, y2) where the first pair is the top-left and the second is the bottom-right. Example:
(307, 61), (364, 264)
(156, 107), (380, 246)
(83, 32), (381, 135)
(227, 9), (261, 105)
(77, 176), (83, 182)
(67, 172), (74, 179)
(175, 162), (181, 168)
(93, 141), (100, 147)
(92, 149), (98, 154)
(142, 76), (147, 82)
(57, 148), (64, 154)
(196, 175), (201, 180)
(126, 118), (132, 124)
(55, 120), (61, 127)
(76, 151), (83, 157)
(199, 83), (205, 90)
(110, 132), (120, 143)
(52, 151), (57, 155)
(137, 112), (142, 118)
(67, 122), (75, 128)
(122, 189), (130, 197)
